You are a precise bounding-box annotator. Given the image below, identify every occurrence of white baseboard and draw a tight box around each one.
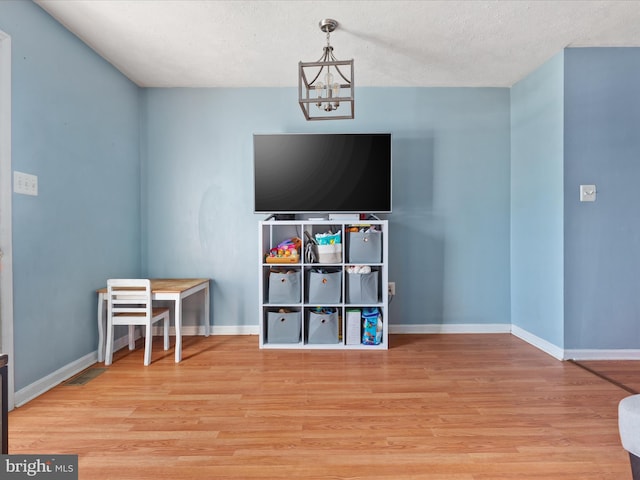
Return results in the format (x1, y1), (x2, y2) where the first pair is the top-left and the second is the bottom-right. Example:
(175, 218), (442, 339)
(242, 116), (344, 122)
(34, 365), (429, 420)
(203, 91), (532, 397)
(152, 325), (259, 336)
(389, 323), (511, 334)
(509, 326), (640, 361)
(510, 325), (564, 360)
(14, 351), (97, 408)
(14, 334), (132, 408)
(174, 324), (509, 336)
(564, 349), (640, 361)
(210, 325), (259, 335)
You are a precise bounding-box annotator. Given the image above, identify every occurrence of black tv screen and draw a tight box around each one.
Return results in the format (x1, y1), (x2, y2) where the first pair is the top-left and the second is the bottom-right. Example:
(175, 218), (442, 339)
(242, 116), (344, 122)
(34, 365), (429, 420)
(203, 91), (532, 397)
(253, 133), (392, 214)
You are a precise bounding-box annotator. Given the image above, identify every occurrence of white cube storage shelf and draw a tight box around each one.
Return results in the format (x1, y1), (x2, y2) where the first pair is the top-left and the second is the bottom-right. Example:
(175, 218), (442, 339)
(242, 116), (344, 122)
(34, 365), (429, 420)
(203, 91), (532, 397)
(259, 219), (389, 350)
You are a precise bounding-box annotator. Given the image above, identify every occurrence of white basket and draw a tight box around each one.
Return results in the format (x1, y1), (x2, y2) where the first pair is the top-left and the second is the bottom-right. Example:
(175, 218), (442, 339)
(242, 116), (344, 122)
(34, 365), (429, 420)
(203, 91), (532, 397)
(314, 244), (342, 264)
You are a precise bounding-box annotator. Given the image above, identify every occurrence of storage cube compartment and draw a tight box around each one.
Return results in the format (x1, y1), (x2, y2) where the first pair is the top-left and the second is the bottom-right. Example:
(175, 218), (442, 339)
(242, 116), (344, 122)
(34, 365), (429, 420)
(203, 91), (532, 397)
(307, 309), (339, 344)
(266, 310), (301, 344)
(347, 230), (382, 263)
(346, 269), (379, 304)
(313, 243), (343, 264)
(307, 225), (342, 263)
(261, 223), (302, 264)
(268, 269), (301, 304)
(306, 269), (342, 304)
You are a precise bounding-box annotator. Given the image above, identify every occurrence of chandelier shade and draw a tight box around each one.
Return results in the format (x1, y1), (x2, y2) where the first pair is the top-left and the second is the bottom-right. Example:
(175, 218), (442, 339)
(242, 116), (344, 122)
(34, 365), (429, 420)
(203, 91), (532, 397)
(298, 19), (354, 121)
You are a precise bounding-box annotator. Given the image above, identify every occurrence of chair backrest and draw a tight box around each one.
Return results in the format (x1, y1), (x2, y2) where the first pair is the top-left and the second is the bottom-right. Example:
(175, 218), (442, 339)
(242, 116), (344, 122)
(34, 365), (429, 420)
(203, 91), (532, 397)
(107, 279), (153, 320)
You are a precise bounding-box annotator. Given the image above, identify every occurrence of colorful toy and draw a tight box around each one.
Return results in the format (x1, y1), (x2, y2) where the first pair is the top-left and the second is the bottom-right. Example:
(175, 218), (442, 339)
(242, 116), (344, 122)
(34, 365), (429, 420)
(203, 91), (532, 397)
(266, 237), (301, 264)
(362, 307), (383, 345)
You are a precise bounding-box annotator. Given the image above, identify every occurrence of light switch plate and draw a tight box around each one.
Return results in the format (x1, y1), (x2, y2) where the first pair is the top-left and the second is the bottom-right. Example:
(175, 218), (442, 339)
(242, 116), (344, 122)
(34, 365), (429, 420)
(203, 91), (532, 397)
(14, 171), (38, 196)
(580, 184), (596, 202)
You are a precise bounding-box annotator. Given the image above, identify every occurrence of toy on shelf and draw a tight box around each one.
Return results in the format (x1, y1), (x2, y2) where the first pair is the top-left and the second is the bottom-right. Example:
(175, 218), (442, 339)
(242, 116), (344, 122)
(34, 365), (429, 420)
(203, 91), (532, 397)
(266, 237), (302, 264)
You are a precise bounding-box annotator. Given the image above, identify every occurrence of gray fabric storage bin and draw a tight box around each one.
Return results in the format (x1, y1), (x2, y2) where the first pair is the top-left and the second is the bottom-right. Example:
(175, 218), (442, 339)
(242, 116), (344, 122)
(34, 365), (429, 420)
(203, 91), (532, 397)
(267, 311), (301, 343)
(307, 270), (342, 304)
(347, 271), (379, 304)
(348, 231), (382, 263)
(307, 310), (339, 344)
(268, 270), (301, 304)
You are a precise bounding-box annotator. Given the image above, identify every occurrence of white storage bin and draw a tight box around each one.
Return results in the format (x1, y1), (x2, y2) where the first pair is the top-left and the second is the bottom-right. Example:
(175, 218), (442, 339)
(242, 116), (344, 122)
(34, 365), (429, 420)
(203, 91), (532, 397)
(314, 244), (342, 263)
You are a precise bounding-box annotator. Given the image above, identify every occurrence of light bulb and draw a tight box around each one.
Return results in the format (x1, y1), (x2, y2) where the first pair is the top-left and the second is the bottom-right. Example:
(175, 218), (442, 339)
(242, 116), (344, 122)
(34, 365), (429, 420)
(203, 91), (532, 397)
(332, 83), (340, 98)
(315, 82), (324, 99)
(325, 72), (334, 96)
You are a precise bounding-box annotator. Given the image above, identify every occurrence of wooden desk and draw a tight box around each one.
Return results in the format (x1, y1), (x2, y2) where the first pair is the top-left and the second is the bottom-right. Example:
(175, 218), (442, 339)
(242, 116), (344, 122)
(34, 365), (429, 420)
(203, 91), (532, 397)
(97, 278), (210, 363)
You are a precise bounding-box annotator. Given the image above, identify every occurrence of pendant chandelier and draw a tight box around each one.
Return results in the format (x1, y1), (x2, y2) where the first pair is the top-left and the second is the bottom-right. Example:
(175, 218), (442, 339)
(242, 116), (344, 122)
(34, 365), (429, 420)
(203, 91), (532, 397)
(298, 19), (354, 121)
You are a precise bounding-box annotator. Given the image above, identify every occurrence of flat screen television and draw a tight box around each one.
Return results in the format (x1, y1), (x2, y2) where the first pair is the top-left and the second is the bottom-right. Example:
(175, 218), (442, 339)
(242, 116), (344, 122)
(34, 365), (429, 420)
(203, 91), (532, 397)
(253, 133), (392, 215)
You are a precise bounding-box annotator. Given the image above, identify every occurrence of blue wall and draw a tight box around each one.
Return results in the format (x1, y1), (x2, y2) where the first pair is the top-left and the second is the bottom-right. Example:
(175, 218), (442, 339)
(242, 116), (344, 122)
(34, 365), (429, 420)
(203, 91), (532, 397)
(0, 1), (141, 390)
(511, 47), (640, 352)
(142, 87), (511, 328)
(564, 48), (640, 349)
(511, 53), (565, 346)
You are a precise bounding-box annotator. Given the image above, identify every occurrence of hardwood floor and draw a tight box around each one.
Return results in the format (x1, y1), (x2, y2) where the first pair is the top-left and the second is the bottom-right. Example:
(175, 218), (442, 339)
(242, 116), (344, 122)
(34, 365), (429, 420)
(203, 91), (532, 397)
(572, 359), (640, 395)
(8, 334), (635, 479)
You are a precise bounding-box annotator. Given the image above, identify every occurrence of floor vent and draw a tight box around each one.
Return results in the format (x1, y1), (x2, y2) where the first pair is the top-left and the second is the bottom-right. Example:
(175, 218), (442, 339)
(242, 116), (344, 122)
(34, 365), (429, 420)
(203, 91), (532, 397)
(65, 368), (107, 386)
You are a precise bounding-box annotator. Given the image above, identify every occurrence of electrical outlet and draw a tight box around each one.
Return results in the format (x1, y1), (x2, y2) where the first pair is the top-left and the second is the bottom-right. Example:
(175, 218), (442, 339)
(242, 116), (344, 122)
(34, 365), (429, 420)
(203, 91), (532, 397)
(388, 282), (396, 296)
(14, 171), (38, 196)
(580, 184), (596, 202)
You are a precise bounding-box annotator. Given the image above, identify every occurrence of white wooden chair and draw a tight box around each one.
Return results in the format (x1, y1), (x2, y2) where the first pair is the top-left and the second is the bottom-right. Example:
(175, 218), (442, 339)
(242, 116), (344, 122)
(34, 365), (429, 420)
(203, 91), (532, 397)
(105, 279), (170, 366)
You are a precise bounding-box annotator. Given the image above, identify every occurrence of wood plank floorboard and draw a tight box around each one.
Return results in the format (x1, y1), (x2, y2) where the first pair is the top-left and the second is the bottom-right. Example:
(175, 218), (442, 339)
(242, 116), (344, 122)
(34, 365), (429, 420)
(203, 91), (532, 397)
(573, 360), (640, 395)
(8, 334), (634, 479)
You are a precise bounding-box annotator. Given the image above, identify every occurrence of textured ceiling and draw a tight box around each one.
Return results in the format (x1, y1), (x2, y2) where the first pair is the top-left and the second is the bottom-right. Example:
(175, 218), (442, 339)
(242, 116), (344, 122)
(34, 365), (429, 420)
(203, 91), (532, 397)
(34, 0), (640, 88)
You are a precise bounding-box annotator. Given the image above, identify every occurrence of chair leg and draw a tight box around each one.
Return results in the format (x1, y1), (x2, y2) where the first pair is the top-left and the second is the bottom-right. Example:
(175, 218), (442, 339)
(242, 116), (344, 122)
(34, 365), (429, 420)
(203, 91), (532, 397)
(128, 325), (136, 350)
(105, 321), (114, 366)
(143, 324), (153, 366)
(163, 315), (170, 351)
